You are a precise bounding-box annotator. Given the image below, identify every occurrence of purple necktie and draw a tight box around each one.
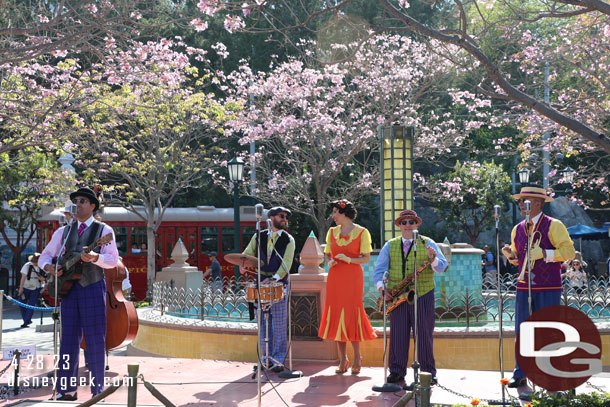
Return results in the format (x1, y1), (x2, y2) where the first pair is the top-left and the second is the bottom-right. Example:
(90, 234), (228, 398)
(78, 223), (86, 237)
(403, 240), (411, 254)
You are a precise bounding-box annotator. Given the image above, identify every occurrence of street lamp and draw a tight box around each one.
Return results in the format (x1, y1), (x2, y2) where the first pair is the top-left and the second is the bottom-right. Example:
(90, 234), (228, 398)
(518, 167), (531, 186)
(227, 156), (244, 281)
(561, 166), (575, 183)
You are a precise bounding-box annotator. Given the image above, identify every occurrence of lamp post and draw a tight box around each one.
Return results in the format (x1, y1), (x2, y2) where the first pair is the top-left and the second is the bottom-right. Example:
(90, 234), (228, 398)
(558, 166), (575, 196)
(518, 167), (531, 186)
(227, 156), (245, 281)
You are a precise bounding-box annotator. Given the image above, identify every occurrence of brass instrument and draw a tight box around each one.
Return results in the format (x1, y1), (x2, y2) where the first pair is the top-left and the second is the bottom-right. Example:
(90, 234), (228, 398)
(377, 259), (432, 314)
(518, 231), (541, 281)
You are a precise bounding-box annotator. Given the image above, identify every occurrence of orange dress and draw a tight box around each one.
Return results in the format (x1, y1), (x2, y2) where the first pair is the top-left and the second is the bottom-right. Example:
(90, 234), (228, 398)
(318, 225), (377, 342)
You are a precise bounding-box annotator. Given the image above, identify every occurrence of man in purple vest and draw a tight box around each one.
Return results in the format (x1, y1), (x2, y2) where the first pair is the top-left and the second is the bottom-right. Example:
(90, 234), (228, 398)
(502, 186), (575, 388)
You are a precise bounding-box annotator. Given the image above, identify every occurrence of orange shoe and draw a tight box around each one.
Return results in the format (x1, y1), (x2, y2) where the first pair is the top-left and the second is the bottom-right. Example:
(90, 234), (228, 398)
(335, 359), (350, 374)
(351, 358), (362, 375)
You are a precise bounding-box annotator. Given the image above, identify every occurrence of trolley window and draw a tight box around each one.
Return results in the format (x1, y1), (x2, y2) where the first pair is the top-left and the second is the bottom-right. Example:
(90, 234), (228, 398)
(131, 227), (147, 255)
(241, 226), (256, 251)
(114, 226), (128, 256)
(200, 226), (219, 253)
(221, 227), (235, 253)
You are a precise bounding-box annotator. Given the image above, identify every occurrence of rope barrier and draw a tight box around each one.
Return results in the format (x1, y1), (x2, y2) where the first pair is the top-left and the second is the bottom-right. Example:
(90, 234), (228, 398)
(3, 293), (58, 311)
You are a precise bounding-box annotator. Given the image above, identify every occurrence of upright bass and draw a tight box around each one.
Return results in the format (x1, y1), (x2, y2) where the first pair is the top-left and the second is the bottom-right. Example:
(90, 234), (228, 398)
(104, 259), (138, 350)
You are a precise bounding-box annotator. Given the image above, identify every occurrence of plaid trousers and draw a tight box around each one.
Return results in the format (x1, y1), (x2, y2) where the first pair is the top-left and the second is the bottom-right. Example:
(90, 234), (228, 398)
(257, 295), (288, 366)
(57, 280), (106, 395)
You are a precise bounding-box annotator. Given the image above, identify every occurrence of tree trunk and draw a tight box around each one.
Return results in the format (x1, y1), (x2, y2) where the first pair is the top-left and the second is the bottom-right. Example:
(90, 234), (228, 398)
(146, 210), (157, 299)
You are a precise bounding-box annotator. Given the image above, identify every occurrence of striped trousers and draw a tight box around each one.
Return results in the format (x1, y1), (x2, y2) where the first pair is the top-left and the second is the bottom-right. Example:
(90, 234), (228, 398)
(389, 289), (436, 377)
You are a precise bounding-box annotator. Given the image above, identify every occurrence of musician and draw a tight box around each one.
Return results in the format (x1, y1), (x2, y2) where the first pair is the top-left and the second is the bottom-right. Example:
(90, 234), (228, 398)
(17, 253), (45, 328)
(373, 210), (448, 385)
(39, 187), (119, 400)
(502, 186), (575, 388)
(241, 206), (295, 373)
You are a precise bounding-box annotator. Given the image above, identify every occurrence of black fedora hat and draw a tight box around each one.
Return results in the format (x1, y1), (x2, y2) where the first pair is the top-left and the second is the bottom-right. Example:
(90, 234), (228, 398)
(69, 187), (100, 211)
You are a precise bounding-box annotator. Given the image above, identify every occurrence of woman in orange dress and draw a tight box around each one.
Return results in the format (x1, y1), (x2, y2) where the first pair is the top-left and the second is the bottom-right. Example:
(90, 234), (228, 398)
(318, 199), (376, 374)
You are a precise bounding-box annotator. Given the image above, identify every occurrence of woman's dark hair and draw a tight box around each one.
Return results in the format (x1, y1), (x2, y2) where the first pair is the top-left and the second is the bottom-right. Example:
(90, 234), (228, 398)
(329, 199), (357, 220)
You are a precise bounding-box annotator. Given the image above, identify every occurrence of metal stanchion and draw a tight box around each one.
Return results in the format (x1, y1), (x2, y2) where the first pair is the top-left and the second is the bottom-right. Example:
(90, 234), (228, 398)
(127, 364), (139, 407)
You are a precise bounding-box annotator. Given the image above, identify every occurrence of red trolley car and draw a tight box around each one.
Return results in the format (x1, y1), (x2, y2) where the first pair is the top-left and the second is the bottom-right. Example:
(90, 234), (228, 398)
(38, 206), (260, 301)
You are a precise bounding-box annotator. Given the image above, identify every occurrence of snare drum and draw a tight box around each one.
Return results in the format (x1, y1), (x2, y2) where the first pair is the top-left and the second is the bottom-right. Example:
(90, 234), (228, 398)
(245, 281), (284, 304)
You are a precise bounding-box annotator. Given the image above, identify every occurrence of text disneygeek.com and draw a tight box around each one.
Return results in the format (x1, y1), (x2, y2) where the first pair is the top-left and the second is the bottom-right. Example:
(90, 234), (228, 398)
(7, 374), (134, 389)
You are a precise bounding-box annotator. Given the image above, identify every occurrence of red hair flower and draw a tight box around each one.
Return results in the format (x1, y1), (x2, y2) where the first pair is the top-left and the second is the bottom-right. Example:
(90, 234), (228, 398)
(339, 201), (346, 208)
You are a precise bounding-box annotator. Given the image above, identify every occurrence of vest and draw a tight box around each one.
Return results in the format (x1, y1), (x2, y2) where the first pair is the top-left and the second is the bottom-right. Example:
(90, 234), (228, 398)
(514, 214), (562, 292)
(387, 235), (435, 296)
(23, 263), (42, 290)
(255, 230), (291, 284)
(62, 221), (105, 287)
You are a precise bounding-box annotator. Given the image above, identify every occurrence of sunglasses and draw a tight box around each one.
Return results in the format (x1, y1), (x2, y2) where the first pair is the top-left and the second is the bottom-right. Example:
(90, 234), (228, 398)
(275, 214), (288, 219)
(72, 198), (89, 204)
(400, 219), (417, 225)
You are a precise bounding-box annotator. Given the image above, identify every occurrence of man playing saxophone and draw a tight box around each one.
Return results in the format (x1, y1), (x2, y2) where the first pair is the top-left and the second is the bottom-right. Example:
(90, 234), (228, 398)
(373, 210), (448, 385)
(502, 186), (575, 388)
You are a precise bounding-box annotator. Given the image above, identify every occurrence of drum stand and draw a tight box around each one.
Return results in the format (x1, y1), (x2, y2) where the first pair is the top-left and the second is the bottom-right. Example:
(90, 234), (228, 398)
(372, 273), (401, 392)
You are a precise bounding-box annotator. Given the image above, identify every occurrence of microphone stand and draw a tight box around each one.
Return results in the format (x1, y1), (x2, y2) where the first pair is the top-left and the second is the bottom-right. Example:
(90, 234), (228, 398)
(489, 206), (508, 406)
(404, 232), (420, 407)
(254, 217), (263, 407)
(372, 272), (401, 392)
(524, 201), (533, 317)
(51, 215), (76, 399)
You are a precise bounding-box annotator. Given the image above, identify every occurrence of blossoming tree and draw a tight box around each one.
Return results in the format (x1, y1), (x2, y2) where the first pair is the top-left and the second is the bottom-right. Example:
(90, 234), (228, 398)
(226, 34), (495, 239)
(75, 38), (238, 283)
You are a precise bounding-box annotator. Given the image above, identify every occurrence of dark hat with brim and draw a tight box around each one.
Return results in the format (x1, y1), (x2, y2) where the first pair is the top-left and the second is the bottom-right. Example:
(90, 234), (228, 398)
(268, 206), (291, 218)
(208, 252), (217, 257)
(69, 187), (100, 211)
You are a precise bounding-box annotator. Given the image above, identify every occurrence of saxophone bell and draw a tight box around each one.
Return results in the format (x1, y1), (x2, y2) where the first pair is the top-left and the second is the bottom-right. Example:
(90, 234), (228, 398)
(406, 289), (415, 305)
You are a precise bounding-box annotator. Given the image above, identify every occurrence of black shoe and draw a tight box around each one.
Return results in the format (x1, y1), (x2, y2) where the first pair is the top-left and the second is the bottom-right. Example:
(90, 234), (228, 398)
(20, 323), (30, 328)
(387, 372), (404, 383)
(507, 377), (526, 388)
(271, 365), (284, 373)
(51, 393), (77, 401)
(431, 376), (438, 385)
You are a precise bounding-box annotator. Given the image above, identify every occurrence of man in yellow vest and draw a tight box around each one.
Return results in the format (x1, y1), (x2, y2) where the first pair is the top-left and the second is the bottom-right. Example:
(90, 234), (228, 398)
(373, 210), (448, 385)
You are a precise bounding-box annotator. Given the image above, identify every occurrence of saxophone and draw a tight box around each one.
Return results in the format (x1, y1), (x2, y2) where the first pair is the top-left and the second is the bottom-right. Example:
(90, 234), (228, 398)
(377, 259), (432, 315)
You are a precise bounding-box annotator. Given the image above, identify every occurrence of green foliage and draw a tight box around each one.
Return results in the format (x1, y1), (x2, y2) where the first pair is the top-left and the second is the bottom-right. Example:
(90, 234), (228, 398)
(531, 391), (610, 407)
(419, 161), (512, 245)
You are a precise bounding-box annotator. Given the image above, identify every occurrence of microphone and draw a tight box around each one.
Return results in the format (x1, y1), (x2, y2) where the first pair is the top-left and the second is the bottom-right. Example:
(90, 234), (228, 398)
(382, 271), (389, 286)
(524, 200), (531, 224)
(266, 219), (273, 230)
(494, 205), (501, 221)
(412, 229), (418, 242)
(69, 204), (77, 222)
(58, 214), (66, 225)
(255, 203), (264, 219)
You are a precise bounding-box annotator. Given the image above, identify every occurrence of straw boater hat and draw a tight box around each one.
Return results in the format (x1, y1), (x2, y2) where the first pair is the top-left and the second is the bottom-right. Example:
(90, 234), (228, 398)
(512, 186), (554, 203)
(394, 209), (423, 227)
(28, 253), (41, 263)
